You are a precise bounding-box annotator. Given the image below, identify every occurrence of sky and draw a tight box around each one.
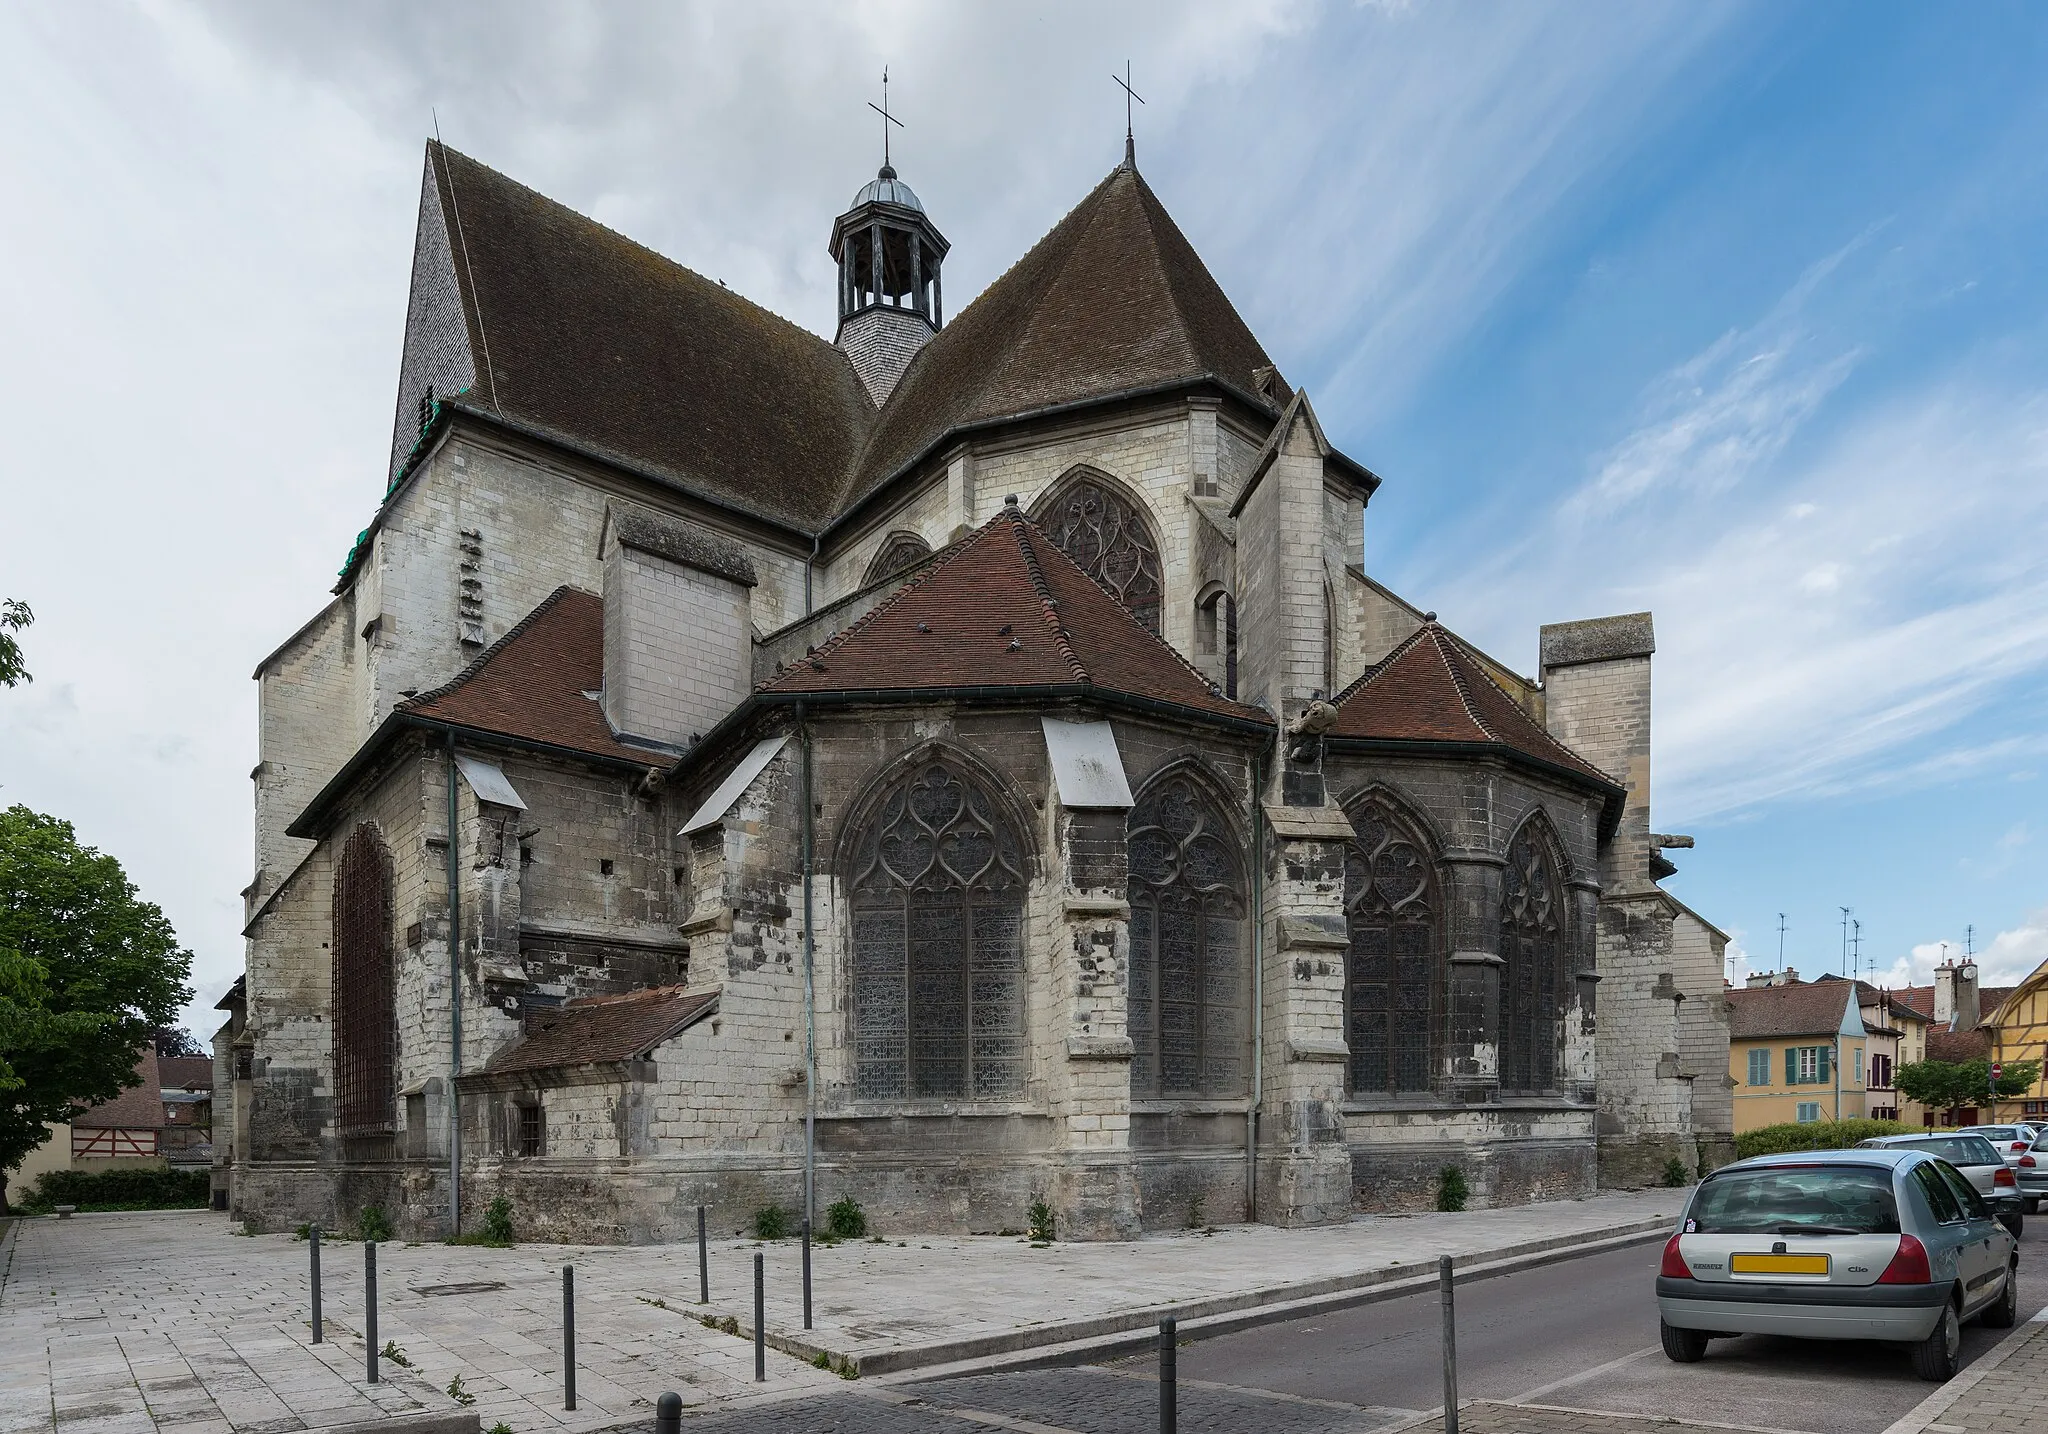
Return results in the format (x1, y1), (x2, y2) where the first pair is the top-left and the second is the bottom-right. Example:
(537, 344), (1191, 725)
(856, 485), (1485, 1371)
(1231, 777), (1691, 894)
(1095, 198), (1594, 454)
(3, 1), (2047, 1040)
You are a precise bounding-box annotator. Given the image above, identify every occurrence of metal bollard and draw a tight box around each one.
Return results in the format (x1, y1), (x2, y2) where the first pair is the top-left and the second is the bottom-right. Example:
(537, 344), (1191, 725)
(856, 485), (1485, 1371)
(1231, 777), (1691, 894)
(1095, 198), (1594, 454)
(698, 1204), (709, 1305)
(802, 1219), (813, 1331)
(365, 1242), (379, 1383)
(1439, 1254), (1458, 1434)
(563, 1265), (577, 1411)
(309, 1225), (323, 1344)
(753, 1251), (765, 1383)
(654, 1391), (683, 1434)
(1159, 1315), (1176, 1434)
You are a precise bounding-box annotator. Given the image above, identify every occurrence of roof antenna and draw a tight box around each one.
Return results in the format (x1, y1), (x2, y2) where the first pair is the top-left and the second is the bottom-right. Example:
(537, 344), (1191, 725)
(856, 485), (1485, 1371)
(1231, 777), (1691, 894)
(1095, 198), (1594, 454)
(868, 67), (904, 176)
(1113, 62), (1145, 170)
(1776, 912), (1786, 973)
(432, 108), (503, 420)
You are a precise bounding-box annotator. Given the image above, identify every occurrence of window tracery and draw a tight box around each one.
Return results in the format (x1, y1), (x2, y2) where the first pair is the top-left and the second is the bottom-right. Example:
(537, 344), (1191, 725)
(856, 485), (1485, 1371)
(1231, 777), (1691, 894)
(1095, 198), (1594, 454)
(332, 823), (397, 1138)
(848, 759), (1028, 1101)
(1128, 773), (1249, 1098)
(1344, 798), (1440, 1095)
(1500, 820), (1565, 1093)
(863, 531), (933, 587)
(1038, 476), (1164, 633)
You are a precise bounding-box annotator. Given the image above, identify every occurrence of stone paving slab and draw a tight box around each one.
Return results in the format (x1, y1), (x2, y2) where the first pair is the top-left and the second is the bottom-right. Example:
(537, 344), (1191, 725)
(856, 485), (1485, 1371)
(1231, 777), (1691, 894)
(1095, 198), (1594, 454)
(1878, 1304), (2048, 1434)
(0, 1191), (1684, 1432)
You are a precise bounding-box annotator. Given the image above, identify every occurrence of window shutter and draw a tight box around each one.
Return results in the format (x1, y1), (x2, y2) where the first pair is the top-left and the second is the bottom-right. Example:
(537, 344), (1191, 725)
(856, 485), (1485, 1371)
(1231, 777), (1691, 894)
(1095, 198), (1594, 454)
(1786, 1047), (1798, 1084)
(1819, 1045), (1831, 1084)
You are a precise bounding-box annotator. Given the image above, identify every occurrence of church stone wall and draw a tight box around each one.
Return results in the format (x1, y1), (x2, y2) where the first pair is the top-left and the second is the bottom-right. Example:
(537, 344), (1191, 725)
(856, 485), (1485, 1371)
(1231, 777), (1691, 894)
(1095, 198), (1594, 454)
(1672, 906), (1736, 1168)
(251, 594), (359, 915)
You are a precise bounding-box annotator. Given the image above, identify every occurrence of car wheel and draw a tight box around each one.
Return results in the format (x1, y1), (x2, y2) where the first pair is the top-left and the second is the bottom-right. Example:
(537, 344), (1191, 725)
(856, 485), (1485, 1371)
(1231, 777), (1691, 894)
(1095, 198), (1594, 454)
(1982, 1264), (2019, 1329)
(1660, 1320), (1710, 1364)
(1911, 1302), (1961, 1382)
(2001, 1211), (2024, 1239)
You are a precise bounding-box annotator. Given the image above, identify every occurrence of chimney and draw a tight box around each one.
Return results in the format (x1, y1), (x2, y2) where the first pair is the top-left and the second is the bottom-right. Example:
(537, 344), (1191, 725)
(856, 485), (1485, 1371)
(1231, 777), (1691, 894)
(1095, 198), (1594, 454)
(1745, 971), (1776, 989)
(1933, 961), (1956, 1025)
(600, 505), (756, 752)
(1538, 613), (1655, 894)
(1954, 960), (1981, 1030)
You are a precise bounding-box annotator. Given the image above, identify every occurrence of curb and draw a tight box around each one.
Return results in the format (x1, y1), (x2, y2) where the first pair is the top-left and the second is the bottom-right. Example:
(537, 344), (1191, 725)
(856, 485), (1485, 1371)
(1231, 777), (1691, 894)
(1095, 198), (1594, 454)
(320, 1417), (480, 1434)
(758, 1214), (1675, 1379)
(1877, 1306), (2048, 1434)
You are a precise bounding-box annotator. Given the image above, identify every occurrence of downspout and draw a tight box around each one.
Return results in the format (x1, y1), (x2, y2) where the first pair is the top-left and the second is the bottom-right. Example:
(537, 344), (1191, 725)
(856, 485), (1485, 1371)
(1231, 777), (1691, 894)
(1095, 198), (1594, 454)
(1247, 747), (1265, 1223)
(804, 535), (821, 617)
(799, 704), (818, 1233)
(445, 733), (462, 1237)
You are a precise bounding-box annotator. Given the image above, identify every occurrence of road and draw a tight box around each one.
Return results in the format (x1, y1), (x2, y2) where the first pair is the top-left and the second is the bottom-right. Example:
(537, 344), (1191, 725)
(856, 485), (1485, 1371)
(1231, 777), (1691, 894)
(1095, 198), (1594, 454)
(673, 1229), (2045, 1433)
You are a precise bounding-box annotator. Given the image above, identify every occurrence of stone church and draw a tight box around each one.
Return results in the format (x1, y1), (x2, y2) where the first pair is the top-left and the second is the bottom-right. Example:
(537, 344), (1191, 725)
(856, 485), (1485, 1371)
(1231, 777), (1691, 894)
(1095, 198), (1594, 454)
(220, 132), (1733, 1242)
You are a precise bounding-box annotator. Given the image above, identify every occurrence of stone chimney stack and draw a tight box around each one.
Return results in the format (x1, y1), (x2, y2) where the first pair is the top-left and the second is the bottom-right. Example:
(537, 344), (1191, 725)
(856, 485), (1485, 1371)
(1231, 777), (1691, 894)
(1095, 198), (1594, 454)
(1934, 961), (1956, 1025)
(1539, 613), (1655, 894)
(1954, 960), (1981, 1030)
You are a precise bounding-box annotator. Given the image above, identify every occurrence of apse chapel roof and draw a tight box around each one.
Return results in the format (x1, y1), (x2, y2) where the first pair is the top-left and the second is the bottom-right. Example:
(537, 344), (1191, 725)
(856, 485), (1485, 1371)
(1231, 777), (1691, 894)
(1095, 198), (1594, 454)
(484, 985), (719, 1076)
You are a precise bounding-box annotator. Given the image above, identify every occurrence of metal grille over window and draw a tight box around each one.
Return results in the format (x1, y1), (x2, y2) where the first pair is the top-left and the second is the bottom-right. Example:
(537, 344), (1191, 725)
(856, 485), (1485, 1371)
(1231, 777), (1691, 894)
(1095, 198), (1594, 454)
(1500, 821), (1565, 1092)
(518, 1102), (542, 1157)
(1127, 775), (1249, 1098)
(849, 760), (1028, 1100)
(1039, 477), (1164, 633)
(331, 824), (397, 1138)
(1344, 799), (1439, 1095)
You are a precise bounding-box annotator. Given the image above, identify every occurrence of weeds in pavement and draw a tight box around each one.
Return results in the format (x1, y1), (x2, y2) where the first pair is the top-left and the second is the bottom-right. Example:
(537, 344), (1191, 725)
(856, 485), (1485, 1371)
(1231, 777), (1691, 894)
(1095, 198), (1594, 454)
(355, 1205), (394, 1242)
(380, 1341), (411, 1368)
(1436, 1166), (1469, 1213)
(1661, 1158), (1691, 1188)
(825, 1196), (867, 1239)
(1027, 1198), (1056, 1244)
(752, 1204), (791, 1240)
(446, 1375), (475, 1407)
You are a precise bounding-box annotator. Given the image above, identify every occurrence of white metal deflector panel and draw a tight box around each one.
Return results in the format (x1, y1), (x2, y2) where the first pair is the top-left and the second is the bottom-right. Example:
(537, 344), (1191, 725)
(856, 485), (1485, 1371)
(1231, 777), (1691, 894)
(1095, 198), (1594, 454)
(454, 754), (529, 810)
(1041, 717), (1135, 809)
(679, 735), (791, 835)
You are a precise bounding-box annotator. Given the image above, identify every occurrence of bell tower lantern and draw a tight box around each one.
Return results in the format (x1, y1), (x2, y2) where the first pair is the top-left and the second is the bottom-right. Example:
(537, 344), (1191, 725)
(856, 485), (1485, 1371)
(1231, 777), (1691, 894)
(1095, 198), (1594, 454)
(830, 164), (949, 403)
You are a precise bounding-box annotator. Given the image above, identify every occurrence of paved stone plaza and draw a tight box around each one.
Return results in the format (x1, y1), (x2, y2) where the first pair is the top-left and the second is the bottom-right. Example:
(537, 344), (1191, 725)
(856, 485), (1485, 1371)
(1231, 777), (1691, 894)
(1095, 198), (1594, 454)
(0, 1192), (1685, 1431)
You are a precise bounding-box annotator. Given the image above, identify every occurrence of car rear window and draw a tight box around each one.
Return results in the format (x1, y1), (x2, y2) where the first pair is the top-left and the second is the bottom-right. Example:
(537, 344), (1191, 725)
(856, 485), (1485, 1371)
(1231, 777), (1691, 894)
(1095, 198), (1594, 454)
(1688, 1165), (1900, 1235)
(1881, 1136), (1999, 1166)
(1973, 1127), (2021, 1143)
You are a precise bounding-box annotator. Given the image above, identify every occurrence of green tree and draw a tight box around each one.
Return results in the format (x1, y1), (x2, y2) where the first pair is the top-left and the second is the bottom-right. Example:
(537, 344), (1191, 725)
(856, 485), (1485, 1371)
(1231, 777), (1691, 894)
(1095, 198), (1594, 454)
(1895, 1058), (2041, 1117)
(0, 806), (192, 1202)
(0, 599), (29, 688)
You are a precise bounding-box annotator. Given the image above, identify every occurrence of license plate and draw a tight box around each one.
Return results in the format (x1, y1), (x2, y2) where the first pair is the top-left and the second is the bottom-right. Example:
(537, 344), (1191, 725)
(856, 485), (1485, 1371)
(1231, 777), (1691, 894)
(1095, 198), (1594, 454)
(1731, 1253), (1830, 1275)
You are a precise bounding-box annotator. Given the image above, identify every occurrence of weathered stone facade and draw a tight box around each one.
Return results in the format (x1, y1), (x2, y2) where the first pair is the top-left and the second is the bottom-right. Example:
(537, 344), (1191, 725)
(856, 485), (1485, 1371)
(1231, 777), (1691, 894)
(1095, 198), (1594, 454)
(222, 139), (1730, 1242)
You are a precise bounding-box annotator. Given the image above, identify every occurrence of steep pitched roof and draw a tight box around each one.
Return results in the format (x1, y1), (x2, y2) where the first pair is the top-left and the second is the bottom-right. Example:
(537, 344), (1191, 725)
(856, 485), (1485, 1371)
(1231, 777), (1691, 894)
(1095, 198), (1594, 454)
(484, 985), (718, 1076)
(402, 587), (659, 766)
(761, 504), (1272, 727)
(1326, 622), (1616, 791)
(158, 1057), (213, 1092)
(1928, 1026), (1994, 1062)
(1726, 982), (1857, 1040)
(72, 1049), (165, 1130)
(1894, 983), (2016, 1029)
(837, 165), (1283, 514)
(427, 143), (874, 529)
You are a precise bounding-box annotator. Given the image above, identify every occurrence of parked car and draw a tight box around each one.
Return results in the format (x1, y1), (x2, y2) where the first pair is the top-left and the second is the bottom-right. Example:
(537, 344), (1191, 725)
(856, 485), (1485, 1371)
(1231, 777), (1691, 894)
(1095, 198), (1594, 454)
(1656, 1148), (2019, 1381)
(1957, 1125), (2038, 1169)
(2016, 1137), (2048, 1216)
(1857, 1133), (2024, 1236)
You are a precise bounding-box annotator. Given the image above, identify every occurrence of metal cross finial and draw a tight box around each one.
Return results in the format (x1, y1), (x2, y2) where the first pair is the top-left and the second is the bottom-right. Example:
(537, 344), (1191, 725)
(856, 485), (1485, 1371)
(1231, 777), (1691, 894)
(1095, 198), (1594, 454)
(1112, 62), (1145, 167)
(868, 67), (904, 171)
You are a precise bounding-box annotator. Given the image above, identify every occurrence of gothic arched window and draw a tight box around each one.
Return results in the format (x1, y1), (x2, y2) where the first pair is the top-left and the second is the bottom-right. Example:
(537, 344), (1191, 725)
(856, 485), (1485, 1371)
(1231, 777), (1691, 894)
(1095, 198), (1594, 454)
(1344, 798), (1440, 1096)
(1500, 819), (1566, 1093)
(332, 823), (397, 1138)
(863, 531), (933, 587)
(1128, 773), (1249, 1098)
(1037, 475), (1164, 633)
(848, 759), (1028, 1101)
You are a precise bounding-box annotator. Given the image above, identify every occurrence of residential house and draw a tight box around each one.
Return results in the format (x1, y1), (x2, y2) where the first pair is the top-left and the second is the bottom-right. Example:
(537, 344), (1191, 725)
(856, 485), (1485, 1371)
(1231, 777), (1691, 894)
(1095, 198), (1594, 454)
(1987, 955), (2048, 1125)
(1895, 960), (2016, 1126)
(69, 1048), (167, 1170)
(1726, 977), (1868, 1131)
(159, 1056), (214, 1167)
(1813, 975), (1925, 1122)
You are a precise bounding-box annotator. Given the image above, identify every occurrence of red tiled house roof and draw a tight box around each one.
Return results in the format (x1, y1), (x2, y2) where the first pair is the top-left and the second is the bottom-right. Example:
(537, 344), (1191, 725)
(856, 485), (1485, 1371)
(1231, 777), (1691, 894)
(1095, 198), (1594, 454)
(484, 986), (719, 1077)
(72, 1049), (166, 1131)
(1726, 982), (1857, 1040)
(759, 504), (1272, 728)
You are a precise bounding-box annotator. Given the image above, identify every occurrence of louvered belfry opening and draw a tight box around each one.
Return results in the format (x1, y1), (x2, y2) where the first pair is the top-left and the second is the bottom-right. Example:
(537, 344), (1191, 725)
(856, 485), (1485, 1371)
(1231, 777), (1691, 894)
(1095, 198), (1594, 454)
(1037, 476), (1164, 634)
(332, 822), (398, 1141)
(849, 760), (1028, 1101)
(1127, 773), (1249, 1099)
(1500, 819), (1566, 1093)
(1344, 797), (1441, 1096)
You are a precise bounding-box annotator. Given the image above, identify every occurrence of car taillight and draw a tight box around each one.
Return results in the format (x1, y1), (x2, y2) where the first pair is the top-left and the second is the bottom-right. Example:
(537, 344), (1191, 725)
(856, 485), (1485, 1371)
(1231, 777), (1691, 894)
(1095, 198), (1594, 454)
(1878, 1233), (1932, 1284)
(2015, 1143), (2028, 1152)
(2023, 1154), (2037, 1168)
(1995, 1167), (2017, 1188)
(1660, 1232), (1691, 1279)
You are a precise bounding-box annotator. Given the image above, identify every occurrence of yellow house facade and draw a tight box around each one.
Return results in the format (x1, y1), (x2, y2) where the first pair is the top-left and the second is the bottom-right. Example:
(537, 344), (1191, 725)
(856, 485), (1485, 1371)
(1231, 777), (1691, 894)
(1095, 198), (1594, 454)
(1990, 955), (2048, 1125)
(1726, 978), (1868, 1133)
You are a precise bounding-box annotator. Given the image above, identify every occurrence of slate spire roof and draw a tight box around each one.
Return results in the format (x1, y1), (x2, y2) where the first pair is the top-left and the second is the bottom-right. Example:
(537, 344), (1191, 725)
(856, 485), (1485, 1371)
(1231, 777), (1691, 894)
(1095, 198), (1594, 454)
(1327, 621), (1616, 792)
(762, 503), (1272, 727)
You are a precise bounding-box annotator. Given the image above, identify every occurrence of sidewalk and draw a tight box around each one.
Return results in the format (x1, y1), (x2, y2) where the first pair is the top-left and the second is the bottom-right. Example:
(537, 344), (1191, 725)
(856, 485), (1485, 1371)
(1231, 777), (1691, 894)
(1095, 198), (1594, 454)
(0, 1190), (1683, 1432)
(1880, 1305), (2048, 1434)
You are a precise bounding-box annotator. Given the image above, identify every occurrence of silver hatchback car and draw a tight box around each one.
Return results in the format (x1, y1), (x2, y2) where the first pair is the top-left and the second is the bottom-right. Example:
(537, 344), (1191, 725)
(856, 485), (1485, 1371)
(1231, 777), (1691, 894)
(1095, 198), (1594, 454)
(1657, 1148), (2019, 1380)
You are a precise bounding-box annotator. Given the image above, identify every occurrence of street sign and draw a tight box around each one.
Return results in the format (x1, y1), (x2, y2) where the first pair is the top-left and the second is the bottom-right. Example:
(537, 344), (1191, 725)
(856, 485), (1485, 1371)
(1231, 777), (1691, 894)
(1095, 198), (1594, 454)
(1991, 1062), (2003, 1080)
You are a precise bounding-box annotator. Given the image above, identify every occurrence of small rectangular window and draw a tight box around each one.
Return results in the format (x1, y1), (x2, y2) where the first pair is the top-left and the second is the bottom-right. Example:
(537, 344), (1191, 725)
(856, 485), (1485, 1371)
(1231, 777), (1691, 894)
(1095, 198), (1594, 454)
(599, 859), (615, 876)
(1747, 1049), (1771, 1086)
(518, 1101), (541, 1158)
(1796, 1101), (1821, 1123)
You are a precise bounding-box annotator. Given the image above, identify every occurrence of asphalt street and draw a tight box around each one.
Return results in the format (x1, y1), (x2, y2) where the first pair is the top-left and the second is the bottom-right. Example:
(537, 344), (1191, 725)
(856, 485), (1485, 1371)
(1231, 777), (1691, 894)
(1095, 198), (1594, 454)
(671, 1227), (2046, 1432)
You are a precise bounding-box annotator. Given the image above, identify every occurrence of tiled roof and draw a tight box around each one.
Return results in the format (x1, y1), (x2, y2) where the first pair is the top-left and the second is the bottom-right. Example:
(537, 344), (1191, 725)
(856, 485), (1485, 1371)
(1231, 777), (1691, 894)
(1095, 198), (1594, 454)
(759, 504), (1272, 726)
(485, 985), (718, 1076)
(1725, 981), (1856, 1040)
(1893, 983), (2016, 1028)
(402, 588), (661, 767)
(158, 1057), (213, 1092)
(839, 165), (1282, 514)
(1326, 622), (1616, 789)
(72, 1049), (165, 1130)
(429, 143), (874, 530)
(1928, 1027), (1993, 1063)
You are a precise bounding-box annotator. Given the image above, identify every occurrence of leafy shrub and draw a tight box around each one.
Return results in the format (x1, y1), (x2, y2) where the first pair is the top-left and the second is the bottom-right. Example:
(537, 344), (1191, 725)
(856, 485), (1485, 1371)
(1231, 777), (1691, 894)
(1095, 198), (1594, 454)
(753, 1205), (791, 1240)
(1661, 1157), (1691, 1188)
(825, 1196), (867, 1239)
(1027, 1198), (1056, 1243)
(483, 1196), (515, 1245)
(1734, 1118), (1913, 1160)
(355, 1204), (395, 1242)
(1436, 1166), (1469, 1213)
(20, 1168), (208, 1213)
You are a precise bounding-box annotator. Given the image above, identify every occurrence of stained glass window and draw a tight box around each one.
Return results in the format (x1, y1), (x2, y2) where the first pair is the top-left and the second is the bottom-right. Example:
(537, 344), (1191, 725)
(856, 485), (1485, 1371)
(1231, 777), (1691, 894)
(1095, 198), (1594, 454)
(1500, 820), (1565, 1093)
(332, 823), (397, 1137)
(1128, 774), (1249, 1098)
(1038, 476), (1164, 633)
(848, 760), (1028, 1100)
(1344, 798), (1439, 1096)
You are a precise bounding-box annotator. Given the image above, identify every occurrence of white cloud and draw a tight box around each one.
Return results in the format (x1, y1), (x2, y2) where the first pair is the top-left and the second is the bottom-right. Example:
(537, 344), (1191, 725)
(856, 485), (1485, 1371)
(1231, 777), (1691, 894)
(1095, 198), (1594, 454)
(1866, 912), (2048, 994)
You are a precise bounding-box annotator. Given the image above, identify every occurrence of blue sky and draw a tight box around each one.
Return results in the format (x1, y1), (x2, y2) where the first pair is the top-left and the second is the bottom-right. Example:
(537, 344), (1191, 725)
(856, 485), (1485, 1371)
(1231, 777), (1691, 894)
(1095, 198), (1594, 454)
(2, 1), (2045, 1034)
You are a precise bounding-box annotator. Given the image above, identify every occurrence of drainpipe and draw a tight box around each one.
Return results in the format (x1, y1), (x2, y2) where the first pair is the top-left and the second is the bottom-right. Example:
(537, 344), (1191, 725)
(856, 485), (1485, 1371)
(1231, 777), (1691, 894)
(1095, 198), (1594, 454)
(445, 733), (462, 1237)
(1247, 747), (1265, 1223)
(804, 535), (821, 617)
(799, 704), (818, 1233)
